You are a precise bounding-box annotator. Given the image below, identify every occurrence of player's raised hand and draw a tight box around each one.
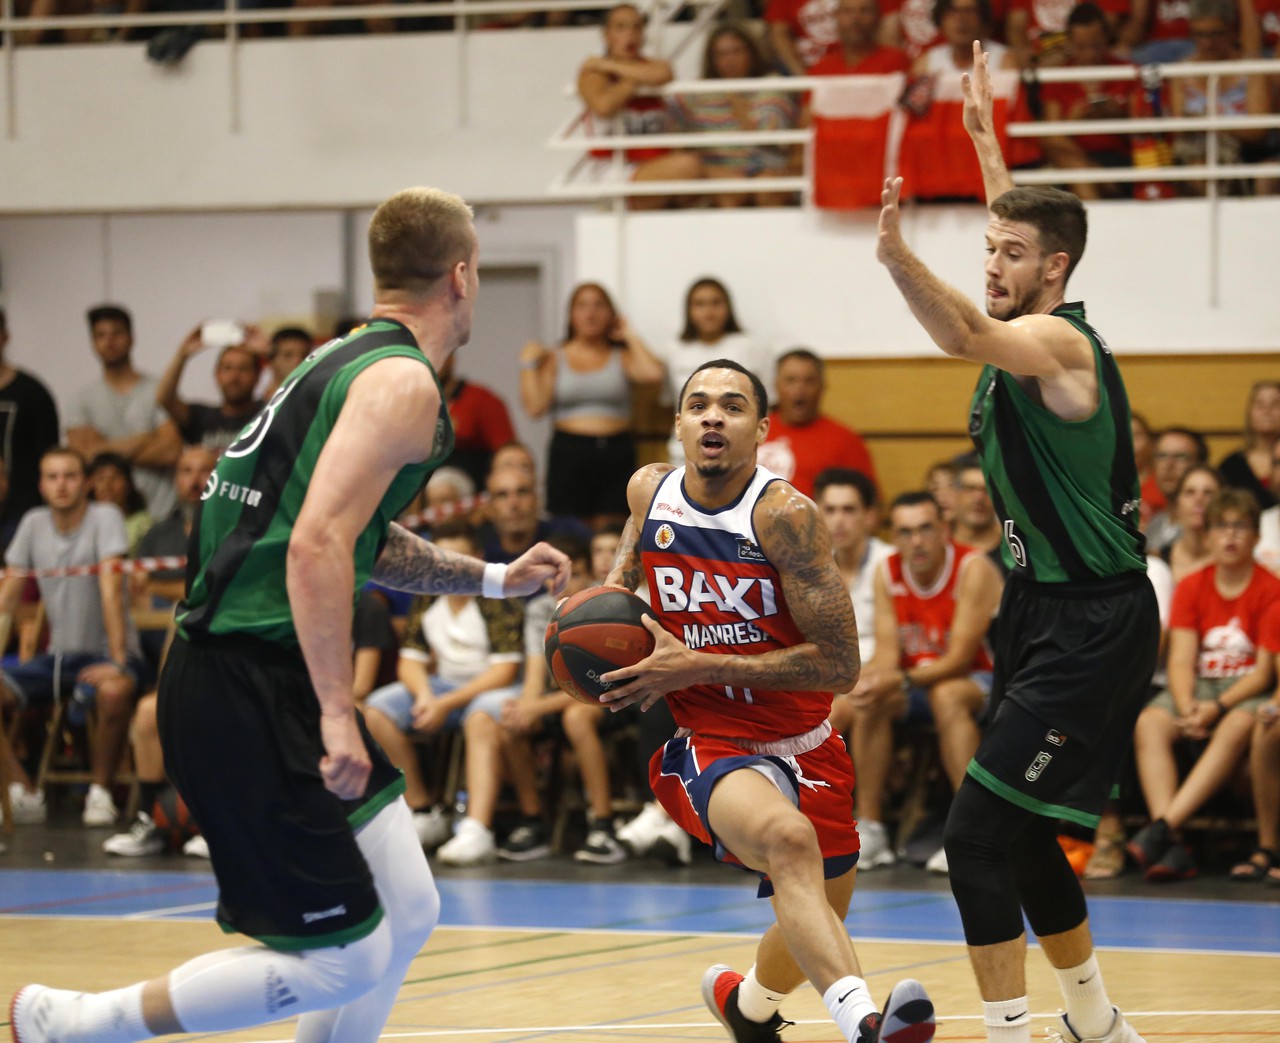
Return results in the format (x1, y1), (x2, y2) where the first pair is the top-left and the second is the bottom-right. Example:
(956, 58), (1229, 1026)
(876, 177), (907, 266)
(961, 40), (995, 141)
(505, 541), (572, 597)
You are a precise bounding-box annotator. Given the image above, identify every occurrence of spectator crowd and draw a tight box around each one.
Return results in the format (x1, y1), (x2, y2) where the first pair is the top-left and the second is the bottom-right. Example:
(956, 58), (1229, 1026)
(1, 293), (1279, 889)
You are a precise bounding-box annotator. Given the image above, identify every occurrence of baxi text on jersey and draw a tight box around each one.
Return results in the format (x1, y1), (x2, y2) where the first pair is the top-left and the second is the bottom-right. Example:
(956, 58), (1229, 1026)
(651, 567), (778, 619)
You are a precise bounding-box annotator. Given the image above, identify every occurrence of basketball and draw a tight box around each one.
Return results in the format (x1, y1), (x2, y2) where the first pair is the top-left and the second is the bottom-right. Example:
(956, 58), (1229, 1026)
(152, 789), (200, 852)
(545, 587), (656, 704)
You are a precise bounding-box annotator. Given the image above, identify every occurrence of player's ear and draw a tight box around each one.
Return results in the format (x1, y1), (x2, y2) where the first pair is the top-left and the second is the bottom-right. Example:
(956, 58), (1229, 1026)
(756, 414), (770, 444)
(1044, 250), (1070, 285)
(450, 259), (470, 299)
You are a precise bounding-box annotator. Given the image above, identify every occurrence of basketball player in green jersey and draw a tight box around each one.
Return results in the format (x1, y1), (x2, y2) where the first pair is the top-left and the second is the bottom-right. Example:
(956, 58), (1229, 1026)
(11, 188), (570, 1043)
(875, 43), (1159, 1043)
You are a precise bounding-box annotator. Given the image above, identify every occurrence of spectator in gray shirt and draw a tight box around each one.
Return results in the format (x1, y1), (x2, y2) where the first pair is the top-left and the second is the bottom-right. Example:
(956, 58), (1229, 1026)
(65, 305), (181, 521)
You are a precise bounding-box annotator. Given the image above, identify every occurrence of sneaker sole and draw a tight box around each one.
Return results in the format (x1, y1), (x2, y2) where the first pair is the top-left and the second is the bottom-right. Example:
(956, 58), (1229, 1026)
(496, 845), (551, 862)
(700, 964), (736, 1038)
(573, 850), (627, 865)
(880, 979), (935, 1043)
(11, 985), (33, 1043)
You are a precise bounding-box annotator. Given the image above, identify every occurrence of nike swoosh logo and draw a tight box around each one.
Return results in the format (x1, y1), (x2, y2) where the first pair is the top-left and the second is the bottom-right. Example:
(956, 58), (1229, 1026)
(1005, 1012), (1028, 1022)
(1077, 974), (1096, 985)
(838, 990), (855, 1004)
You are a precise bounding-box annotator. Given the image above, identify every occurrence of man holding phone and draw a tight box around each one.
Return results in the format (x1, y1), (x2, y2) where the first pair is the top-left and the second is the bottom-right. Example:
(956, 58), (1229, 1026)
(155, 320), (267, 452)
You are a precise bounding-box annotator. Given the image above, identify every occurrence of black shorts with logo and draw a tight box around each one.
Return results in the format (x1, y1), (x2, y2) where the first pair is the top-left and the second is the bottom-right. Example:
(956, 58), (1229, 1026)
(157, 631), (404, 950)
(968, 570), (1159, 829)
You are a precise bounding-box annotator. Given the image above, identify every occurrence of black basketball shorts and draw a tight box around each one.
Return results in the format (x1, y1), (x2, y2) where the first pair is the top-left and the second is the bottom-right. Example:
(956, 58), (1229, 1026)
(157, 632), (404, 950)
(968, 571), (1159, 829)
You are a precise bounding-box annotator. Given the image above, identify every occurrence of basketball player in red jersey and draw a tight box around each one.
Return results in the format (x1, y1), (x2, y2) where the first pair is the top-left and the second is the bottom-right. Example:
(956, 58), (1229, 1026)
(601, 359), (935, 1043)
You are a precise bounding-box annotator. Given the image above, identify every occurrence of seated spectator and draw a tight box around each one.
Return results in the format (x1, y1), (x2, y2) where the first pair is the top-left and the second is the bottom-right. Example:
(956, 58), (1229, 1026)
(0, 307), (60, 521)
(767, 0), (838, 74)
(0, 447), (150, 828)
(758, 348), (878, 498)
(654, 277), (773, 464)
(519, 283), (664, 527)
(911, 0), (1017, 76)
(438, 353), (517, 489)
(667, 25), (800, 208)
(479, 461), (592, 569)
(1235, 611), (1280, 882)
(88, 452), (153, 557)
(925, 458), (959, 526)
(362, 519), (527, 863)
(839, 491), (1003, 872)
(590, 523), (623, 583)
(950, 455), (1002, 555)
(261, 325), (312, 399)
(1133, 411), (1164, 527)
(809, 0), (911, 74)
(66, 304), (181, 521)
(424, 466), (478, 524)
(1218, 381), (1280, 510)
(1145, 426), (1210, 552)
(1123, 0), (1197, 61)
(1038, 2), (1138, 200)
(156, 323), (267, 453)
(1168, 0), (1272, 196)
(1128, 488), (1280, 880)
(0, 458), (20, 558)
(1257, 446), (1280, 571)
(1157, 464), (1222, 582)
(881, 0), (944, 61)
(578, 3), (702, 210)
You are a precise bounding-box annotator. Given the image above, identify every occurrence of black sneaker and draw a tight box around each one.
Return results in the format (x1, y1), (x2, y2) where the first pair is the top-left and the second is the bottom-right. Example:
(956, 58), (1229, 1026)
(1125, 819), (1171, 871)
(858, 979), (935, 1043)
(1145, 842), (1197, 882)
(702, 964), (792, 1042)
(497, 819), (551, 862)
(574, 822), (627, 865)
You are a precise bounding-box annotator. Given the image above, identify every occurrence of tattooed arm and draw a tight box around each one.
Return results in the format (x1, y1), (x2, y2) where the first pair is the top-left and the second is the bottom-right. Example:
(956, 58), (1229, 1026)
(604, 463), (673, 592)
(373, 523), (485, 594)
(601, 481), (859, 708)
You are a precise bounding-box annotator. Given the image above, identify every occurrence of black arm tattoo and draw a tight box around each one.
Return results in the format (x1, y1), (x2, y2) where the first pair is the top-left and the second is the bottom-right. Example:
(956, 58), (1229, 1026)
(608, 516), (644, 592)
(711, 487), (859, 692)
(371, 522), (486, 595)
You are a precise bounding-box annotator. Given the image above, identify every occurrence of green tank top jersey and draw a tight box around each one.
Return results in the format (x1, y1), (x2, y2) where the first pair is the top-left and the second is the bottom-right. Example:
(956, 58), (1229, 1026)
(968, 302), (1146, 583)
(178, 319), (454, 647)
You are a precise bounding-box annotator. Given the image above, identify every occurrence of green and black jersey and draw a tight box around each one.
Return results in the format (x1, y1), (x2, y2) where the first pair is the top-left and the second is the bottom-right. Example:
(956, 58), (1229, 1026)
(968, 302), (1146, 583)
(178, 319), (454, 647)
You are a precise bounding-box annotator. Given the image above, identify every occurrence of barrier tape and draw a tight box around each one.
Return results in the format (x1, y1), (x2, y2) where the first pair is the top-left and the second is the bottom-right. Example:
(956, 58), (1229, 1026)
(2, 492), (490, 580)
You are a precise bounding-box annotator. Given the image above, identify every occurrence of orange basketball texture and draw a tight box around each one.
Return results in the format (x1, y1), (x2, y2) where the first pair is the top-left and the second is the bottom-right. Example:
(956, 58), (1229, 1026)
(544, 587), (656, 704)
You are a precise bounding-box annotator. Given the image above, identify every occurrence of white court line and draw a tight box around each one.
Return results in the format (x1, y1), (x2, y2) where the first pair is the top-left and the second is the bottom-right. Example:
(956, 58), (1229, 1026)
(121, 901), (218, 919)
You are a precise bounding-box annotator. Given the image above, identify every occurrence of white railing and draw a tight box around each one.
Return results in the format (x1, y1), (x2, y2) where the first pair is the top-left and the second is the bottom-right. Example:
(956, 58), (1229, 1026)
(547, 59), (1280, 208)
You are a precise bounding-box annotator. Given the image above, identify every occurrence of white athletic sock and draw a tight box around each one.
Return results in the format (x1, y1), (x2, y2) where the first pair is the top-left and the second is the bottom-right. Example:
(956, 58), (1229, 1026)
(1054, 955), (1114, 1039)
(982, 996), (1032, 1043)
(59, 983), (149, 1043)
(736, 965), (789, 1022)
(823, 975), (877, 1042)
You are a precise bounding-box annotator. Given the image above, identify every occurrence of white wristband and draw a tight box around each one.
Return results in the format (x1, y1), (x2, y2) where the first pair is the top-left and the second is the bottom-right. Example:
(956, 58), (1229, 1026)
(482, 562), (509, 599)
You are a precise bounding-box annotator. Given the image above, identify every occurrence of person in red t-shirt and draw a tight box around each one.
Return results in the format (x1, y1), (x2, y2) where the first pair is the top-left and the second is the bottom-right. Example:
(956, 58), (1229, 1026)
(766, 0), (840, 73)
(437, 354), (516, 490)
(757, 349), (877, 498)
(1128, 488), (1280, 881)
(1038, 2), (1137, 198)
(837, 492), (1003, 873)
(809, 0), (912, 74)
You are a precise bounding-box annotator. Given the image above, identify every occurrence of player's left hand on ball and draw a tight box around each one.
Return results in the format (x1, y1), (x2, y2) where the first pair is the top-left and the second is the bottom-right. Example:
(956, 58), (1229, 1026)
(599, 615), (688, 712)
(319, 711), (372, 800)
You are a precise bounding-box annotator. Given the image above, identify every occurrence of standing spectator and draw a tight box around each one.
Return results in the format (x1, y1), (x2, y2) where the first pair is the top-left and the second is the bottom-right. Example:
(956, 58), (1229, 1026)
(66, 304), (181, 521)
(88, 453), (154, 557)
(1128, 488), (1280, 880)
(1217, 381), (1280, 510)
(842, 492), (1002, 873)
(911, 0), (1016, 75)
(437, 353), (517, 489)
(156, 324), (267, 453)
(1145, 427), (1210, 551)
(1038, 2), (1137, 200)
(758, 348), (878, 498)
(578, 3), (703, 210)
(668, 25), (800, 208)
(1123, 0), (1194, 60)
(0, 447), (149, 827)
(655, 278), (773, 464)
(881, 0), (943, 60)
(1256, 447), (1280, 571)
(518, 283), (664, 527)
(766, 0), (838, 73)
(0, 307), (60, 519)
(261, 325), (313, 399)
(809, 0), (911, 74)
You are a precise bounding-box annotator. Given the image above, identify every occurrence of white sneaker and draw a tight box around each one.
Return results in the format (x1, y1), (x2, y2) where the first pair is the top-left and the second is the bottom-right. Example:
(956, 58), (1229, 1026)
(182, 834), (211, 859)
(2, 782), (48, 825)
(651, 808), (693, 866)
(10, 984), (80, 1043)
(436, 817), (496, 866)
(925, 846), (949, 875)
(616, 801), (671, 856)
(1052, 1007), (1146, 1043)
(858, 820), (897, 869)
(82, 784), (118, 827)
(103, 813), (165, 857)
(412, 806), (453, 849)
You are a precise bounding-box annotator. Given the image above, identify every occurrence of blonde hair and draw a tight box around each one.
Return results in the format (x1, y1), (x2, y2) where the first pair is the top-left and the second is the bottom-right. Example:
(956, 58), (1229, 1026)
(367, 187), (475, 299)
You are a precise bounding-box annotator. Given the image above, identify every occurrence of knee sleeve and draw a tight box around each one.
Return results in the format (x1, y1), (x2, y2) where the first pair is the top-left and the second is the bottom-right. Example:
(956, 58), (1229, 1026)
(169, 919), (393, 1034)
(1010, 815), (1087, 939)
(944, 779), (1027, 946)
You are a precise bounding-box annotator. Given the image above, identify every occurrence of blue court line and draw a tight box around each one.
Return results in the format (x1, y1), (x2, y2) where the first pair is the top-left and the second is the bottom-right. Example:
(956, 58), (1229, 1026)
(1, 870), (1278, 954)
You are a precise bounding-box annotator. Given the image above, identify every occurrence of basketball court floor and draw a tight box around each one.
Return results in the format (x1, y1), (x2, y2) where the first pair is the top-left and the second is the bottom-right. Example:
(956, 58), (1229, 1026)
(2, 816), (1278, 1043)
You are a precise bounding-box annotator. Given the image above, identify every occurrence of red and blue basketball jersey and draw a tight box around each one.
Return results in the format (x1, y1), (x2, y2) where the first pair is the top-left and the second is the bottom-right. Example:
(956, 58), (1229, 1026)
(640, 466), (833, 742)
